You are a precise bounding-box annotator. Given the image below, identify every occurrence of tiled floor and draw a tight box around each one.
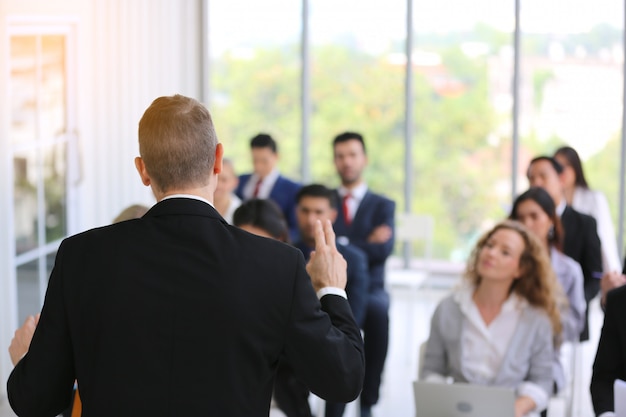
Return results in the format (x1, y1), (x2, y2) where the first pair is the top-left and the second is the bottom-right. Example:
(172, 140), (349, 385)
(0, 266), (603, 417)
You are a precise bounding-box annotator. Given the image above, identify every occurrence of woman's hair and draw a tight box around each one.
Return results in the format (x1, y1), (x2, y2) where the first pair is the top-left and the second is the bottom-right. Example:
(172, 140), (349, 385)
(554, 146), (589, 189)
(509, 187), (564, 251)
(464, 220), (563, 340)
(232, 199), (289, 243)
(113, 204), (149, 223)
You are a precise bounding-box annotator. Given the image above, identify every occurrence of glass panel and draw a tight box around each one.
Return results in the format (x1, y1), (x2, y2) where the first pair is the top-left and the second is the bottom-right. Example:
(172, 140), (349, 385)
(40, 35), (66, 141)
(14, 150), (40, 255)
(44, 143), (67, 243)
(521, 1), (624, 258)
(411, 0), (515, 260)
(10, 35), (37, 145)
(310, 0), (406, 188)
(209, 0), (301, 178)
(17, 259), (41, 324)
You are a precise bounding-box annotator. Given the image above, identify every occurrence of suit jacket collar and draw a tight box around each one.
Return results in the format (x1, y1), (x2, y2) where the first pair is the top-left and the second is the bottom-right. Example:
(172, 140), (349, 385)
(144, 197), (227, 224)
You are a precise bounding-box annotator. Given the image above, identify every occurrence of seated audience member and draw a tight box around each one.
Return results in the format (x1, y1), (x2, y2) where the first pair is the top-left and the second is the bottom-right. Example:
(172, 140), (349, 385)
(331, 131), (395, 417)
(235, 133), (301, 240)
(510, 187), (585, 393)
(214, 158), (241, 224)
(420, 220), (560, 417)
(554, 146), (621, 274)
(294, 184), (368, 328)
(527, 155), (602, 341)
(233, 199), (310, 417)
(590, 285), (626, 417)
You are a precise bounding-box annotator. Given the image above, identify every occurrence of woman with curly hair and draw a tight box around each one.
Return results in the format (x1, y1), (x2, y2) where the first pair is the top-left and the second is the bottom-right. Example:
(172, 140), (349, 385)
(420, 220), (561, 417)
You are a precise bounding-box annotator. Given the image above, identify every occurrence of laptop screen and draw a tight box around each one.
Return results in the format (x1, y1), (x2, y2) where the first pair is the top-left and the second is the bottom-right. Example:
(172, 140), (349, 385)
(413, 381), (516, 417)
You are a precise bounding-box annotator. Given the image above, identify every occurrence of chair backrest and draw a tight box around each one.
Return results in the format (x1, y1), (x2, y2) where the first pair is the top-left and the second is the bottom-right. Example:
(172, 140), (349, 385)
(396, 213), (435, 264)
(417, 340), (427, 379)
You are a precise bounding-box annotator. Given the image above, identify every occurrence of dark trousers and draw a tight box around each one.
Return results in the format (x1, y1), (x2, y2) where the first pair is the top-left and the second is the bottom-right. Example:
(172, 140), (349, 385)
(325, 288), (390, 417)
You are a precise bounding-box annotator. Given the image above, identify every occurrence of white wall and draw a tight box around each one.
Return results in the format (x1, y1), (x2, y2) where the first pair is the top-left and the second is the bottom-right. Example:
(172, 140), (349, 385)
(0, 0), (204, 399)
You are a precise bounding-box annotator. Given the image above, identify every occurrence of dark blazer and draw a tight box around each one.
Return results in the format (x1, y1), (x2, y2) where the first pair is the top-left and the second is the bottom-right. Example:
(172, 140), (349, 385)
(236, 173), (302, 239)
(295, 241), (369, 327)
(7, 198), (364, 417)
(333, 190), (395, 290)
(591, 285), (626, 416)
(561, 205), (602, 302)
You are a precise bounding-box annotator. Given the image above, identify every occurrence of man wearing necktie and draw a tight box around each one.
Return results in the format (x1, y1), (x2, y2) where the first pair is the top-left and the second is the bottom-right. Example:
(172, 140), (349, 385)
(235, 133), (301, 240)
(330, 132), (396, 417)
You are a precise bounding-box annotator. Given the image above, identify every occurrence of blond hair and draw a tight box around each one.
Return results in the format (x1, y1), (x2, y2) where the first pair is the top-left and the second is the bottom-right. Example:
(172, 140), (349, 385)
(138, 95), (217, 194)
(465, 220), (563, 341)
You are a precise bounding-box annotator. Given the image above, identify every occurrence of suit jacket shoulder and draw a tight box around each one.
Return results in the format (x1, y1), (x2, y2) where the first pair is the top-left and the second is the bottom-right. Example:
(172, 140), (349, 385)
(7, 198), (364, 416)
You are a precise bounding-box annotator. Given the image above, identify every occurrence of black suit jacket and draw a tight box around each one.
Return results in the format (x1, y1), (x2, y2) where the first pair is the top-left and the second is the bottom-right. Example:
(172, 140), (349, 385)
(7, 198), (364, 417)
(561, 206), (602, 341)
(295, 241), (369, 327)
(591, 285), (626, 416)
(333, 190), (395, 291)
(561, 205), (602, 303)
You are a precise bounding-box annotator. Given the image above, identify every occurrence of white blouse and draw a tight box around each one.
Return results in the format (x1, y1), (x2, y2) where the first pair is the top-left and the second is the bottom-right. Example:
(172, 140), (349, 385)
(456, 286), (522, 384)
(572, 186), (622, 273)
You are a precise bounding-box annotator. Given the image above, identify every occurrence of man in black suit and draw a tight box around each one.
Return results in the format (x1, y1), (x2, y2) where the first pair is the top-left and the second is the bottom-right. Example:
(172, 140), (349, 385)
(330, 132), (395, 417)
(527, 155), (602, 341)
(590, 285), (626, 416)
(7, 95), (365, 417)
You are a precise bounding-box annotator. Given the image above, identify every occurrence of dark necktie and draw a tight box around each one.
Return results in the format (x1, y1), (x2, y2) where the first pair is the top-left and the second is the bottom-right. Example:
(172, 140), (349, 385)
(342, 194), (352, 225)
(252, 178), (263, 198)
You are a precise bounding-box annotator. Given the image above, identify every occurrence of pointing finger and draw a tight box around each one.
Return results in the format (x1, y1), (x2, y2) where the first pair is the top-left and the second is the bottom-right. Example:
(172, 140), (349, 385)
(323, 219), (337, 250)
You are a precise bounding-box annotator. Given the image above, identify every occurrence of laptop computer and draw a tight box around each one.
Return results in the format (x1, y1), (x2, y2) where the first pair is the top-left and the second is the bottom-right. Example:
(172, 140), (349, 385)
(413, 381), (516, 417)
(616, 379), (626, 417)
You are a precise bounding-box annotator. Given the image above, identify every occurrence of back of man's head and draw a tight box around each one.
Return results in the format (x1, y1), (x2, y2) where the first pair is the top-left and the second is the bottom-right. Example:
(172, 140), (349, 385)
(296, 184), (337, 209)
(250, 133), (278, 154)
(333, 131), (366, 154)
(138, 94), (217, 193)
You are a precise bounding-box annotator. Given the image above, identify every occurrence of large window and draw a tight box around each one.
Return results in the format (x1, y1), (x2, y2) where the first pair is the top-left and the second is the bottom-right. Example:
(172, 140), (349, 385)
(9, 25), (77, 323)
(520, 0), (624, 253)
(208, 0), (302, 179)
(308, 0), (406, 205)
(206, 0), (625, 262)
(410, 0), (515, 260)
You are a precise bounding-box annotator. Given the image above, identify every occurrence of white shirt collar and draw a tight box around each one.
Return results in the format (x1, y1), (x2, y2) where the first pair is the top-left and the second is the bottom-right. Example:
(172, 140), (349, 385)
(556, 199), (566, 217)
(245, 168), (281, 199)
(454, 282), (527, 316)
(161, 194), (214, 207)
(338, 182), (368, 201)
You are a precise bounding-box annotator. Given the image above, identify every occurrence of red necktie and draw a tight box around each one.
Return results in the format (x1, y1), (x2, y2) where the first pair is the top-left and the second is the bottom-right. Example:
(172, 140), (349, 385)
(252, 178), (263, 198)
(342, 194), (352, 225)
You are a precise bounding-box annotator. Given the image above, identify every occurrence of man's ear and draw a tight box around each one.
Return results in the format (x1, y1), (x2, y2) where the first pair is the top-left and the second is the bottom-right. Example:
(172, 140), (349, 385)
(213, 143), (224, 174)
(135, 157), (151, 186)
